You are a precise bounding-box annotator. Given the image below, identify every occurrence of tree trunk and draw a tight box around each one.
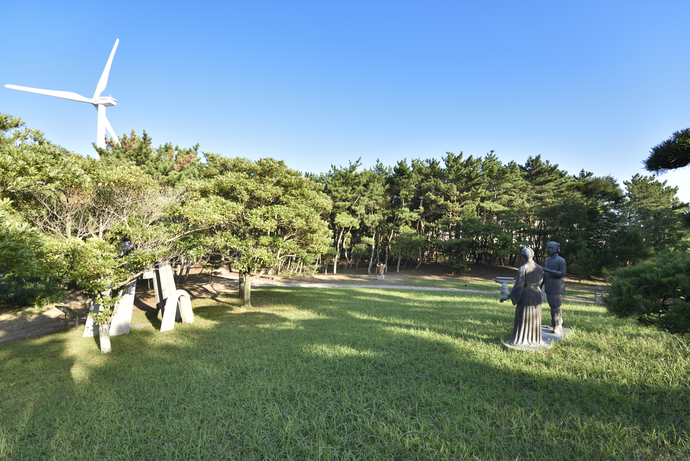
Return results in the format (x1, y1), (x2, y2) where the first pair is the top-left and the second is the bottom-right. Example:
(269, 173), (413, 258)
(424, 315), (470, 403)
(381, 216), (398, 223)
(333, 228), (345, 275)
(414, 246), (423, 270)
(242, 274), (252, 306)
(238, 271), (245, 298)
(99, 323), (112, 354)
(367, 231), (377, 275)
(181, 263), (191, 283)
(385, 229), (393, 273)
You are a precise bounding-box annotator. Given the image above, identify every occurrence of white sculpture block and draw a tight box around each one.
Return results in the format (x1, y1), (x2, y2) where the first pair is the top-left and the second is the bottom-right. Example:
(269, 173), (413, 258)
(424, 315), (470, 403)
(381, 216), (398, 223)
(109, 279), (136, 336)
(83, 279), (137, 338)
(160, 290), (194, 332)
(83, 300), (100, 337)
(153, 262), (178, 317)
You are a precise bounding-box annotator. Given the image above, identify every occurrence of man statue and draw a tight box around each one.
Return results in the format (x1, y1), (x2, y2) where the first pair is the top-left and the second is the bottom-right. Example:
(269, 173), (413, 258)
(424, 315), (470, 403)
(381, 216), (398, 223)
(541, 241), (566, 334)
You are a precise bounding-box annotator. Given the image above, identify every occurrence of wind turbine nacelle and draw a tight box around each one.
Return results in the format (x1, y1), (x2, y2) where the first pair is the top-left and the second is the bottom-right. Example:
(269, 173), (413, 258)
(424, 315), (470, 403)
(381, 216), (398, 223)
(95, 96), (117, 106)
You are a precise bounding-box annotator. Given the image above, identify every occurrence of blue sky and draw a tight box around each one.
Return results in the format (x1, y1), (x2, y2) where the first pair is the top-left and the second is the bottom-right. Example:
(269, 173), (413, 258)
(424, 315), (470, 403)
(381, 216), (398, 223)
(2, 1), (689, 201)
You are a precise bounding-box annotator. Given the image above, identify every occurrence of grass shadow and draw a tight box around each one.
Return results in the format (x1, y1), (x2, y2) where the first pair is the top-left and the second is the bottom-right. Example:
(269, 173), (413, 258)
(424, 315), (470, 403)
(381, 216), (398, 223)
(2, 285), (688, 460)
(133, 298), (162, 330)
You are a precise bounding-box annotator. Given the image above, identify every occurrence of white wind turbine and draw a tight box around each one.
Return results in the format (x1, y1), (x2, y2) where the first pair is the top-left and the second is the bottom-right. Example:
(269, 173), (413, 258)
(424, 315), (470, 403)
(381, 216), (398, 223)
(5, 39), (120, 149)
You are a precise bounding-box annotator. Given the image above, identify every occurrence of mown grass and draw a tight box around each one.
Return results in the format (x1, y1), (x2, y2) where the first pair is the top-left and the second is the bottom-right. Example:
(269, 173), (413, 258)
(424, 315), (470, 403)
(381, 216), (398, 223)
(332, 271), (605, 294)
(384, 276), (605, 303)
(383, 276), (498, 291)
(1, 287), (688, 460)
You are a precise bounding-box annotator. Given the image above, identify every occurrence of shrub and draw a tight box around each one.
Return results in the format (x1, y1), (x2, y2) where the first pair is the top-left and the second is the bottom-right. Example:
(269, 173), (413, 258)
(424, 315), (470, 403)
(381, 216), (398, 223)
(604, 250), (690, 334)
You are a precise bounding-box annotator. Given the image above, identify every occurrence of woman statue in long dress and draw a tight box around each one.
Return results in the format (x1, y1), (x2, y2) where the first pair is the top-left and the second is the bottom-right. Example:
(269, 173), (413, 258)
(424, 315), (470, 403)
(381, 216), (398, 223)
(500, 247), (544, 346)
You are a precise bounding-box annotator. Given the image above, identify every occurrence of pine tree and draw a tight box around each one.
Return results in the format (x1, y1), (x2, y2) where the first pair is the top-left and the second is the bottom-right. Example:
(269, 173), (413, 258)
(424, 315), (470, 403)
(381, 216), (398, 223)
(605, 249), (690, 335)
(644, 128), (690, 174)
(323, 159), (366, 274)
(519, 155), (571, 260)
(620, 174), (688, 254)
(97, 130), (201, 185)
(192, 157), (332, 305)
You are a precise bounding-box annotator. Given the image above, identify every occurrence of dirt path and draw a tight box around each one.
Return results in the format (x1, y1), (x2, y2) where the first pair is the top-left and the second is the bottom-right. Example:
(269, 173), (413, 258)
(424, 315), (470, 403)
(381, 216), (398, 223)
(0, 291), (92, 345)
(252, 279), (496, 293)
(0, 264), (598, 346)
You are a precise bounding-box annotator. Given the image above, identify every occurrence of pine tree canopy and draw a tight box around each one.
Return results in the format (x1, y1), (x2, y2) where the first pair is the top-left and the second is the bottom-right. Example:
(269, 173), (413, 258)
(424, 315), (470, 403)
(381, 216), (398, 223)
(644, 128), (690, 174)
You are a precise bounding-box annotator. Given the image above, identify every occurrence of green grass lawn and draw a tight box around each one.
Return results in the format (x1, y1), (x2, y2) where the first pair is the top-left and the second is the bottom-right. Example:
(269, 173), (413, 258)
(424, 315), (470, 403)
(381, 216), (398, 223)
(1, 288), (688, 460)
(384, 276), (499, 291)
(329, 272), (605, 298)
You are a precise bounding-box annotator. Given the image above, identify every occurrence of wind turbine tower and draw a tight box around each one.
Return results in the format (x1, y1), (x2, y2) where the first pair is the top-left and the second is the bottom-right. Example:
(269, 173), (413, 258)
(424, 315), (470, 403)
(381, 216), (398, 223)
(5, 39), (121, 149)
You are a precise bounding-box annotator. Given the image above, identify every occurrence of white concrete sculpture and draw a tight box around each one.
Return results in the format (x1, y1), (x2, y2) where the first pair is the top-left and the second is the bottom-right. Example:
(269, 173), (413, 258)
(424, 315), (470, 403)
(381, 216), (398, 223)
(109, 279), (137, 336)
(83, 278), (137, 338)
(83, 299), (101, 337)
(153, 262), (177, 315)
(83, 260), (195, 339)
(160, 290), (194, 332)
(5, 39), (120, 148)
(154, 261), (194, 332)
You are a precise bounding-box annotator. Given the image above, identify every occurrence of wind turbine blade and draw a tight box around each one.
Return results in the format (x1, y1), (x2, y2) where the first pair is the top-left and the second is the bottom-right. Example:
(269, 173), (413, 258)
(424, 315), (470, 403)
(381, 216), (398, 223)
(94, 39), (119, 99)
(104, 116), (119, 144)
(5, 84), (93, 103)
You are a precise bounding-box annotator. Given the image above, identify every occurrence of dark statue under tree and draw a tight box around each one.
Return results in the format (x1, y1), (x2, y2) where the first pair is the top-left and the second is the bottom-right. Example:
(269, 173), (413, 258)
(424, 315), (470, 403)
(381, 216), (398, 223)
(541, 241), (566, 334)
(500, 247), (544, 347)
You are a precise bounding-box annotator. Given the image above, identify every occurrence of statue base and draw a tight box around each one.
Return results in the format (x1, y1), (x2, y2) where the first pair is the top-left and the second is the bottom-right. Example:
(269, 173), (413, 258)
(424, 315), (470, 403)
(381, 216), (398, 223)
(503, 325), (573, 352)
(542, 325), (572, 344)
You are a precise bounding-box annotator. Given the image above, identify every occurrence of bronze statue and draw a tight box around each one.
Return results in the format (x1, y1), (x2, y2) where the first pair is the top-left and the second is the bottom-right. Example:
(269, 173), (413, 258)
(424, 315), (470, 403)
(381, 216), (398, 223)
(541, 241), (566, 334)
(500, 247), (544, 347)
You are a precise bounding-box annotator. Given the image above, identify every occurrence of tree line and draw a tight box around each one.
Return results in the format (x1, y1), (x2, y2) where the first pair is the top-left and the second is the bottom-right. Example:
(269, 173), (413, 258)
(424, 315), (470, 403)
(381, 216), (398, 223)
(0, 116), (331, 307)
(1, 113), (688, 326)
(317, 153), (687, 278)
